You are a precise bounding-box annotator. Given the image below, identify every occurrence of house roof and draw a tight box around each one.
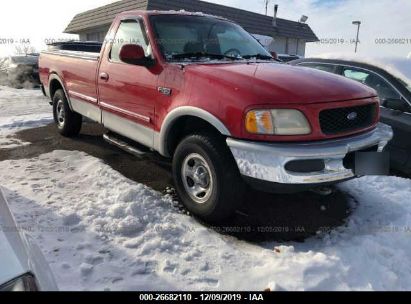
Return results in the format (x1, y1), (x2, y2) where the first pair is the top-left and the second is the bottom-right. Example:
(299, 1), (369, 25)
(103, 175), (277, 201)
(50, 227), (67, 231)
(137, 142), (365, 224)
(64, 0), (319, 42)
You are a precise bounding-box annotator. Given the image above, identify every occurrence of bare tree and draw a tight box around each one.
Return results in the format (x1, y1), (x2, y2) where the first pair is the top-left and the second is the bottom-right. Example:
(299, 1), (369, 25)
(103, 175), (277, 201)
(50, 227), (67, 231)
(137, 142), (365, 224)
(14, 44), (37, 56)
(0, 58), (6, 70)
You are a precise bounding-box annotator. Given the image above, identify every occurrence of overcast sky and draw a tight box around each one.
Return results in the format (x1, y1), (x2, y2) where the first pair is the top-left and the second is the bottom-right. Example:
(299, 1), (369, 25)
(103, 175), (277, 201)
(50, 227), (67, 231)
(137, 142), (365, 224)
(0, 0), (410, 58)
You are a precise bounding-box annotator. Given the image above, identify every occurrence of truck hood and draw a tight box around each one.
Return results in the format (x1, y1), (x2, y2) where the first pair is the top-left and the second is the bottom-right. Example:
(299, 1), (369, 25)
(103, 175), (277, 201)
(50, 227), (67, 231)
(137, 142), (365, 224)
(186, 62), (376, 104)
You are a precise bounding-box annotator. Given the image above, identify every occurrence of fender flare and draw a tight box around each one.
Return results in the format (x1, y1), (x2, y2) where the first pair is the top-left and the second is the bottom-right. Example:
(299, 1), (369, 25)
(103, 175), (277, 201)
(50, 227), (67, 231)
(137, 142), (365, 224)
(157, 106), (231, 157)
(48, 73), (73, 110)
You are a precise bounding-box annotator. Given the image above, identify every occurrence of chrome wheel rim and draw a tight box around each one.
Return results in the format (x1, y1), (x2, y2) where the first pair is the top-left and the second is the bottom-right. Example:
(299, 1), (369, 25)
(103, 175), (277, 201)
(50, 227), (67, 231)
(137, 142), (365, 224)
(181, 153), (213, 204)
(56, 100), (65, 127)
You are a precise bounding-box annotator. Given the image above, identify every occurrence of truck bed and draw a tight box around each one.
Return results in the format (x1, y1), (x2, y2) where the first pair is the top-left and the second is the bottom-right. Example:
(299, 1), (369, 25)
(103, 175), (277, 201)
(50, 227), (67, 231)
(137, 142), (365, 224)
(39, 42), (101, 121)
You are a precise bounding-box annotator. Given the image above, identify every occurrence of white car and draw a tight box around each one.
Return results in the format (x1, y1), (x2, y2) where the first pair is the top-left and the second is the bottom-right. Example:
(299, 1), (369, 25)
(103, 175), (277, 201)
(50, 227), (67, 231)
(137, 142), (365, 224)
(0, 188), (57, 291)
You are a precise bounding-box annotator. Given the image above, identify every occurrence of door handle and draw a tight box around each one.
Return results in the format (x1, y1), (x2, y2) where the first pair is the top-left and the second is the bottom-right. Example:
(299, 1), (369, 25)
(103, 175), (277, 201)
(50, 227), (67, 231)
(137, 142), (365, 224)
(99, 72), (109, 81)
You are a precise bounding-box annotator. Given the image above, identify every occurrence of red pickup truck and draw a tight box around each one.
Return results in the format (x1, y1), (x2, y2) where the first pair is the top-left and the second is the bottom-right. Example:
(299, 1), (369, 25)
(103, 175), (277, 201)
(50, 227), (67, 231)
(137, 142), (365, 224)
(39, 11), (393, 221)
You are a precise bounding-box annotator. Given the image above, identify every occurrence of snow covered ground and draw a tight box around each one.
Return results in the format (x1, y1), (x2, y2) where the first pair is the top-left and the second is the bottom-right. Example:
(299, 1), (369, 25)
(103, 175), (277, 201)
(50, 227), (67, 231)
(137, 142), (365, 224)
(0, 85), (52, 148)
(1, 86), (411, 291)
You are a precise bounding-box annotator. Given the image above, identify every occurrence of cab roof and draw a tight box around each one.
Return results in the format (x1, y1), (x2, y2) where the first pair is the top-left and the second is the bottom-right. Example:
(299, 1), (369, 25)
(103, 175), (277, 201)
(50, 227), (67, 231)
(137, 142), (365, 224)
(117, 9), (229, 21)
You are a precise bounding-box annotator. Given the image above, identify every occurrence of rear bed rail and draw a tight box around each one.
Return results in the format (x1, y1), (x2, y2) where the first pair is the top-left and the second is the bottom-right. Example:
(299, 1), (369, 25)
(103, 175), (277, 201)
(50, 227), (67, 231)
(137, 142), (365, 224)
(47, 41), (102, 53)
(41, 50), (100, 61)
(41, 41), (102, 61)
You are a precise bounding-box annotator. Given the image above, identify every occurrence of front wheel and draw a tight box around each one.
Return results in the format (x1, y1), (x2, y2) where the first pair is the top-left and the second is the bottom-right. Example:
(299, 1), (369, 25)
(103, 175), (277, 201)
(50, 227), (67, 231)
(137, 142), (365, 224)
(52, 89), (82, 137)
(172, 133), (244, 222)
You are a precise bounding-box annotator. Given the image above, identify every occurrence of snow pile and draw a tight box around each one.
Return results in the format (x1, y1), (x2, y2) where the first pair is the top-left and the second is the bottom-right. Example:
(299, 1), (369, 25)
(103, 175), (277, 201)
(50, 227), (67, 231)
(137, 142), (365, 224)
(1, 150), (411, 291)
(0, 85), (52, 148)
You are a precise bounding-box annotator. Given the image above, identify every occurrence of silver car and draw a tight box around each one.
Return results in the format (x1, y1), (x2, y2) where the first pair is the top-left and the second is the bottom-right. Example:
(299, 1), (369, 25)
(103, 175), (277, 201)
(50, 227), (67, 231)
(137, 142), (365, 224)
(0, 55), (40, 88)
(0, 188), (57, 291)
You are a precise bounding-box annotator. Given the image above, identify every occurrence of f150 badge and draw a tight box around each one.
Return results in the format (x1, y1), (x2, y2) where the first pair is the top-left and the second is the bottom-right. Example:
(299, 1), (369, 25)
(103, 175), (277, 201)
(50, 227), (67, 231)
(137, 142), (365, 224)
(158, 87), (172, 96)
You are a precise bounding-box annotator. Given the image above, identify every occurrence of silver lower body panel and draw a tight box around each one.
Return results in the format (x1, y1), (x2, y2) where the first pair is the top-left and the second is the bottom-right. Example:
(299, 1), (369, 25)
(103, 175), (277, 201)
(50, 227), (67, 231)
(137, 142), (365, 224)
(227, 123), (393, 185)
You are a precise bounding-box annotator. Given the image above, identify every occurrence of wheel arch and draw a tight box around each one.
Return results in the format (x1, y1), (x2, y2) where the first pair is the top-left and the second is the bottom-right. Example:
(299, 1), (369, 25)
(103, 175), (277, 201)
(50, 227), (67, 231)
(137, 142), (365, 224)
(48, 73), (72, 110)
(157, 106), (232, 157)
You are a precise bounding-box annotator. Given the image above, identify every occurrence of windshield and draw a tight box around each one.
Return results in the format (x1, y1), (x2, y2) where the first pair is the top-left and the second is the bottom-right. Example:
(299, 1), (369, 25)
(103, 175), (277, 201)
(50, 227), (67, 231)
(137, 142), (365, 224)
(397, 77), (411, 93)
(375, 58), (411, 93)
(150, 15), (273, 62)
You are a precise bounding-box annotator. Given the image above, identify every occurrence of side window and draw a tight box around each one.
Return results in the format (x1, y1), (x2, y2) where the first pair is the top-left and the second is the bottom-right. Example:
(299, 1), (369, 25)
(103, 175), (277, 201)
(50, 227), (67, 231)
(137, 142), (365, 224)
(298, 63), (338, 74)
(343, 68), (369, 82)
(110, 20), (150, 63)
(343, 67), (401, 102)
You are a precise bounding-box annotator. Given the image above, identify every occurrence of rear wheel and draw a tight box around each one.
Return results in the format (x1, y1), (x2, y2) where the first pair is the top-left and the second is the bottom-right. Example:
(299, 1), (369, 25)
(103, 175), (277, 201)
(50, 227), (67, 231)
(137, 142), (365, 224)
(172, 133), (244, 222)
(52, 89), (82, 137)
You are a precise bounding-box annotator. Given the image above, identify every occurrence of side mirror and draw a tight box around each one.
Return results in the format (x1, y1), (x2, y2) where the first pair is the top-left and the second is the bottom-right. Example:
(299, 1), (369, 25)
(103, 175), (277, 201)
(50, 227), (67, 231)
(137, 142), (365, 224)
(383, 98), (409, 112)
(119, 44), (154, 67)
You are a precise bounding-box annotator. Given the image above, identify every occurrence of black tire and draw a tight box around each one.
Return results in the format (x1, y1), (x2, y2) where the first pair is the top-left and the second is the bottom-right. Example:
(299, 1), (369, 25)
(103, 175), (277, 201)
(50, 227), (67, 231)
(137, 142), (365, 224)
(172, 133), (244, 222)
(52, 89), (82, 137)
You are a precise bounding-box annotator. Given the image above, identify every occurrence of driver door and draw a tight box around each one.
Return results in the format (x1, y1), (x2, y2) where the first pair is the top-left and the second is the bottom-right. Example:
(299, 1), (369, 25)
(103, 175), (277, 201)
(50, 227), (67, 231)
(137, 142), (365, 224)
(98, 18), (158, 148)
(380, 99), (411, 173)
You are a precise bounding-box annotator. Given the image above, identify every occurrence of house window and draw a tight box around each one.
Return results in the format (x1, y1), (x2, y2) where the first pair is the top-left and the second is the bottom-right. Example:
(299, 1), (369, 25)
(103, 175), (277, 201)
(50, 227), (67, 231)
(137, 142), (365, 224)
(86, 32), (106, 42)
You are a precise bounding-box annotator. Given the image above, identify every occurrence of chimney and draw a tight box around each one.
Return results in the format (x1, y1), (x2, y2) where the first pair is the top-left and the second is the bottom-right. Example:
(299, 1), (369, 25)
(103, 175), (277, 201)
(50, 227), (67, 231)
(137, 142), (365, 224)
(273, 4), (278, 27)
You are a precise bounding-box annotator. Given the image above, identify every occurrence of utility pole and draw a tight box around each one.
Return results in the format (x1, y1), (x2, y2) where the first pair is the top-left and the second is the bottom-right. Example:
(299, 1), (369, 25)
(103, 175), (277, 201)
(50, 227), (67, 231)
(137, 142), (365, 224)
(352, 21), (361, 53)
(265, 0), (271, 15)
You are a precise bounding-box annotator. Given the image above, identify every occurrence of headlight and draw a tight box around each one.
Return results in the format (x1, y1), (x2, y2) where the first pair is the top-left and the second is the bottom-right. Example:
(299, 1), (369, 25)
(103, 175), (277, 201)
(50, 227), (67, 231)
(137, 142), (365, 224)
(245, 109), (311, 135)
(0, 273), (38, 292)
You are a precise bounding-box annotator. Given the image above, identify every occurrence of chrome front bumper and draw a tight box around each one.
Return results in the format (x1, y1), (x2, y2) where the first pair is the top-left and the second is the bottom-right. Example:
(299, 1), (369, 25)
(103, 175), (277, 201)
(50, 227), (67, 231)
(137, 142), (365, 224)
(227, 123), (393, 185)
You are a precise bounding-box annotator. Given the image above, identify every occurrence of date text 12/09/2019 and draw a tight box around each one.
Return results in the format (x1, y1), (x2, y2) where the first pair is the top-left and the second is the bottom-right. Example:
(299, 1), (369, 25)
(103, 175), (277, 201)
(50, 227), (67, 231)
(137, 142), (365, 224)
(138, 293), (265, 302)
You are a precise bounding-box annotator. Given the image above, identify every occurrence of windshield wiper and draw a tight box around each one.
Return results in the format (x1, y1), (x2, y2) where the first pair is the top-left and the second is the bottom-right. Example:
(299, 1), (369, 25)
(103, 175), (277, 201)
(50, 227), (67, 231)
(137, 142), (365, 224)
(242, 54), (274, 60)
(171, 52), (241, 61)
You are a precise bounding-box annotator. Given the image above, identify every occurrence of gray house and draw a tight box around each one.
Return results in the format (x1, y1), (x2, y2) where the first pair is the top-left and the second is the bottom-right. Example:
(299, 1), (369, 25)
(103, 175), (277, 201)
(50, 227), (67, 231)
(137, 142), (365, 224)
(64, 0), (318, 56)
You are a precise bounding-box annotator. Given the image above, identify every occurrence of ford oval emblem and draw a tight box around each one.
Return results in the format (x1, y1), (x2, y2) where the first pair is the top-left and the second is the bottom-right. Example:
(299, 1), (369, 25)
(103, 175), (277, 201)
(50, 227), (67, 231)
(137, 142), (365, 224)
(347, 112), (358, 120)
